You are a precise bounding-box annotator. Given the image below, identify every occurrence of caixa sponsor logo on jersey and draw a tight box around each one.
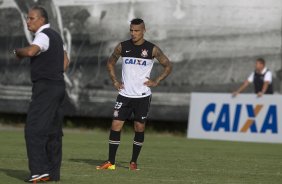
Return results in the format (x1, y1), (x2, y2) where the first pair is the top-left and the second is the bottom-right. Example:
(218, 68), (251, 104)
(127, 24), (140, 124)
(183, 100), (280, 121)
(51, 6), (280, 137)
(125, 58), (147, 66)
(201, 103), (278, 134)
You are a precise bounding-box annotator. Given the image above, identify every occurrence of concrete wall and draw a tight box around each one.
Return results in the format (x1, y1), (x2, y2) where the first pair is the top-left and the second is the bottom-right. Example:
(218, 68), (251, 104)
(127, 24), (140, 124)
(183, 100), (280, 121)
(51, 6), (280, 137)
(0, 0), (281, 120)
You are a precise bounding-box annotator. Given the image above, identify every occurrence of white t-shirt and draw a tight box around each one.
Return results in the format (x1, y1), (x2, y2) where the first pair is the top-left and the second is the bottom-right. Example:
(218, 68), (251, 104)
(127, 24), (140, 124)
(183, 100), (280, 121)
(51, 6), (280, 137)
(247, 67), (272, 83)
(32, 24), (51, 53)
(32, 24), (66, 53)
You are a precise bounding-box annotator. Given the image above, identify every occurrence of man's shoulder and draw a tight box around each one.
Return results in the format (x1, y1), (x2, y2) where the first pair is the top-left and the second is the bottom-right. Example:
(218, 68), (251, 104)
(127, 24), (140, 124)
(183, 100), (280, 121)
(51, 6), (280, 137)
(120, 39), (132, 48)
(41, 28), (60, 37)
(265, 69), (272, 76)
(120, 39), (155, 47)
(41, 28), (63, 43)
(144, 40), (155, 47)
(41, 27), (52, 33)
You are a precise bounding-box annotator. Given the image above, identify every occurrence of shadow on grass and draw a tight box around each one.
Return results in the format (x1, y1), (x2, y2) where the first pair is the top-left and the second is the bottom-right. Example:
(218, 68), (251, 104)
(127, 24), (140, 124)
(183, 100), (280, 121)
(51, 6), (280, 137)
(0, 168), (28, 181)
(69, 159), (129, 169)
(69, 159), (104, 166)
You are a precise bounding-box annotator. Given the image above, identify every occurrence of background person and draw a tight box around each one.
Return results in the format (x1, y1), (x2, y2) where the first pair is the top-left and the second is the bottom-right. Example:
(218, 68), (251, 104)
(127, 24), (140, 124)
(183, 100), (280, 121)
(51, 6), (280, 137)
(232, 58), (273, 97)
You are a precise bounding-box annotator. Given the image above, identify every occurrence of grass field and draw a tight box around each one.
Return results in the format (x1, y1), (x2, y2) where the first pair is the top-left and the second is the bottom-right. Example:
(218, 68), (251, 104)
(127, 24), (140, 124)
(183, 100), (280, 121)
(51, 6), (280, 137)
(0, 127), (282, 184)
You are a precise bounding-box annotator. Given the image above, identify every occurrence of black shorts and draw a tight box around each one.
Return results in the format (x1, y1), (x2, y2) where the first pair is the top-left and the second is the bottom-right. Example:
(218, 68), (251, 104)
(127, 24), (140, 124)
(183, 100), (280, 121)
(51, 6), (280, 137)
(112, 94), (152, 123)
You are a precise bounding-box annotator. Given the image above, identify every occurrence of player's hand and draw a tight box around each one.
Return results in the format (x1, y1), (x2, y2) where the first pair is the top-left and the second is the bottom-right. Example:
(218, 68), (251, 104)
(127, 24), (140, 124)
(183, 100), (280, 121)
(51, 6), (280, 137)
(144, 77), (159, 87)
(113, 81), (124, 91)
(257, 92), (264, 98)
(232, 91), (239, 98)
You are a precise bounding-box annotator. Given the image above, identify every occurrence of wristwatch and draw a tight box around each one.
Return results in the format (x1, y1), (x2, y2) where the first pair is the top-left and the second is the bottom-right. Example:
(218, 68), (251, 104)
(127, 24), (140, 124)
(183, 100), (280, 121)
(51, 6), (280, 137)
(13, 49), (17, 56)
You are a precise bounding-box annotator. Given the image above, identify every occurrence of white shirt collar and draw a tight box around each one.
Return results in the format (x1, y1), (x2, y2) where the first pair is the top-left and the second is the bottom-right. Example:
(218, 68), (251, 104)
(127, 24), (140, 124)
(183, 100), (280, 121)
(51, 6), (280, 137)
(35, 23), (50, 35)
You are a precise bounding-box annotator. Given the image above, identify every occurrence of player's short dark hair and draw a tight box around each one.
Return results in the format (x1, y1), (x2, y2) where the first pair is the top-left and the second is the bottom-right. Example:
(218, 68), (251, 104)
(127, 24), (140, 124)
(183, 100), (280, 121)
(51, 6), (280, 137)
(31, 6), (49, 24)
(256, 58), (265, 65)
(130, 18), (144, 25)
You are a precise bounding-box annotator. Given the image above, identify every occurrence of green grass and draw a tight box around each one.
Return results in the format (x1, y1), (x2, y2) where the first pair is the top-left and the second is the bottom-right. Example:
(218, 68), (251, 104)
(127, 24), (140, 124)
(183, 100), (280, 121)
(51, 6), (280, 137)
(0, 128), (282, 184)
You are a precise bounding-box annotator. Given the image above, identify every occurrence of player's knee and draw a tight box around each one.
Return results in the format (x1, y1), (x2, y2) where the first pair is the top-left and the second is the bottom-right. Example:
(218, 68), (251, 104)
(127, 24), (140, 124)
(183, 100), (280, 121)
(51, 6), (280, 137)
(111, 120), (124, 131)
(134, 122), (145, 132)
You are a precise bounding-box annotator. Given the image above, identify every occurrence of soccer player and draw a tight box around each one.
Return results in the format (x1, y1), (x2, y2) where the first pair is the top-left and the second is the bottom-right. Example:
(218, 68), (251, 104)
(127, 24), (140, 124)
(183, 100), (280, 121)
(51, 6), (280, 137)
(232, 58), (273, 97)
(96, 18), (172, 170)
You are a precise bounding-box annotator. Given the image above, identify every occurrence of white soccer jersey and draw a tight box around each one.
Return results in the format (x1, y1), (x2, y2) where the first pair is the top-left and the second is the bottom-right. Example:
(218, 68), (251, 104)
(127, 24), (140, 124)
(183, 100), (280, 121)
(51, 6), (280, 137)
(119, 40), (155, 98)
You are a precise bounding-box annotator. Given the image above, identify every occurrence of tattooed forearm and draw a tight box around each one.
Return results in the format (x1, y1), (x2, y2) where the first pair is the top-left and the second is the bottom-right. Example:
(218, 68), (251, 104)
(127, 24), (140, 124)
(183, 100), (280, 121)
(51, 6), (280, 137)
(153, 46), (172, 83)
(107, 63), (118, 83)
(107, 43), (122, 83)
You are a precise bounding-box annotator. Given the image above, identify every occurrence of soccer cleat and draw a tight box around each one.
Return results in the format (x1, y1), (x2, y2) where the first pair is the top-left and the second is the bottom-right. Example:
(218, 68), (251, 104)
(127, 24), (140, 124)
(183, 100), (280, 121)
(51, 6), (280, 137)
(129, 162), (140, 171)
(24, 173), (50, 183)
(96, 161), (116, 170)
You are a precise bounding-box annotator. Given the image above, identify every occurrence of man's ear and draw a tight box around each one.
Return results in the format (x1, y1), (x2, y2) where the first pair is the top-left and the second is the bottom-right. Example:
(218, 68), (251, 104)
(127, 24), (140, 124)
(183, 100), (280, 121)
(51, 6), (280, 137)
(39, 17), (46, 24)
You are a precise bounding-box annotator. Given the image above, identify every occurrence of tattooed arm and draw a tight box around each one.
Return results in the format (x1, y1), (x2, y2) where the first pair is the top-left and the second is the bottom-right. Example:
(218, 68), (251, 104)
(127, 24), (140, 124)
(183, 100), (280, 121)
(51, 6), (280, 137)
(107, 43), (123, 91)
(144, 46), (172, 87)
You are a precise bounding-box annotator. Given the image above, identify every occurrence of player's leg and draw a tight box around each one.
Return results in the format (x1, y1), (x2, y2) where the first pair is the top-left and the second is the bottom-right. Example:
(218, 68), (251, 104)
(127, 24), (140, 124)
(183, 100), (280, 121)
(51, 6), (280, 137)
(97, 95), (132, 170)
(96, 121), (125, 170)
(107, 120), (124, 166)
(130, 95), (152, 170)
(129, 121), (145, 170)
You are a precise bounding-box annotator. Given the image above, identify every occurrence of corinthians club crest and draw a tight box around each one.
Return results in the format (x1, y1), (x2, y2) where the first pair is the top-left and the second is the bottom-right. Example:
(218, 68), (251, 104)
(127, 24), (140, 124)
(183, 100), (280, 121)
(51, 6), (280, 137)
(113, 110), (119, 117)
(141, 49), (148, 58)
